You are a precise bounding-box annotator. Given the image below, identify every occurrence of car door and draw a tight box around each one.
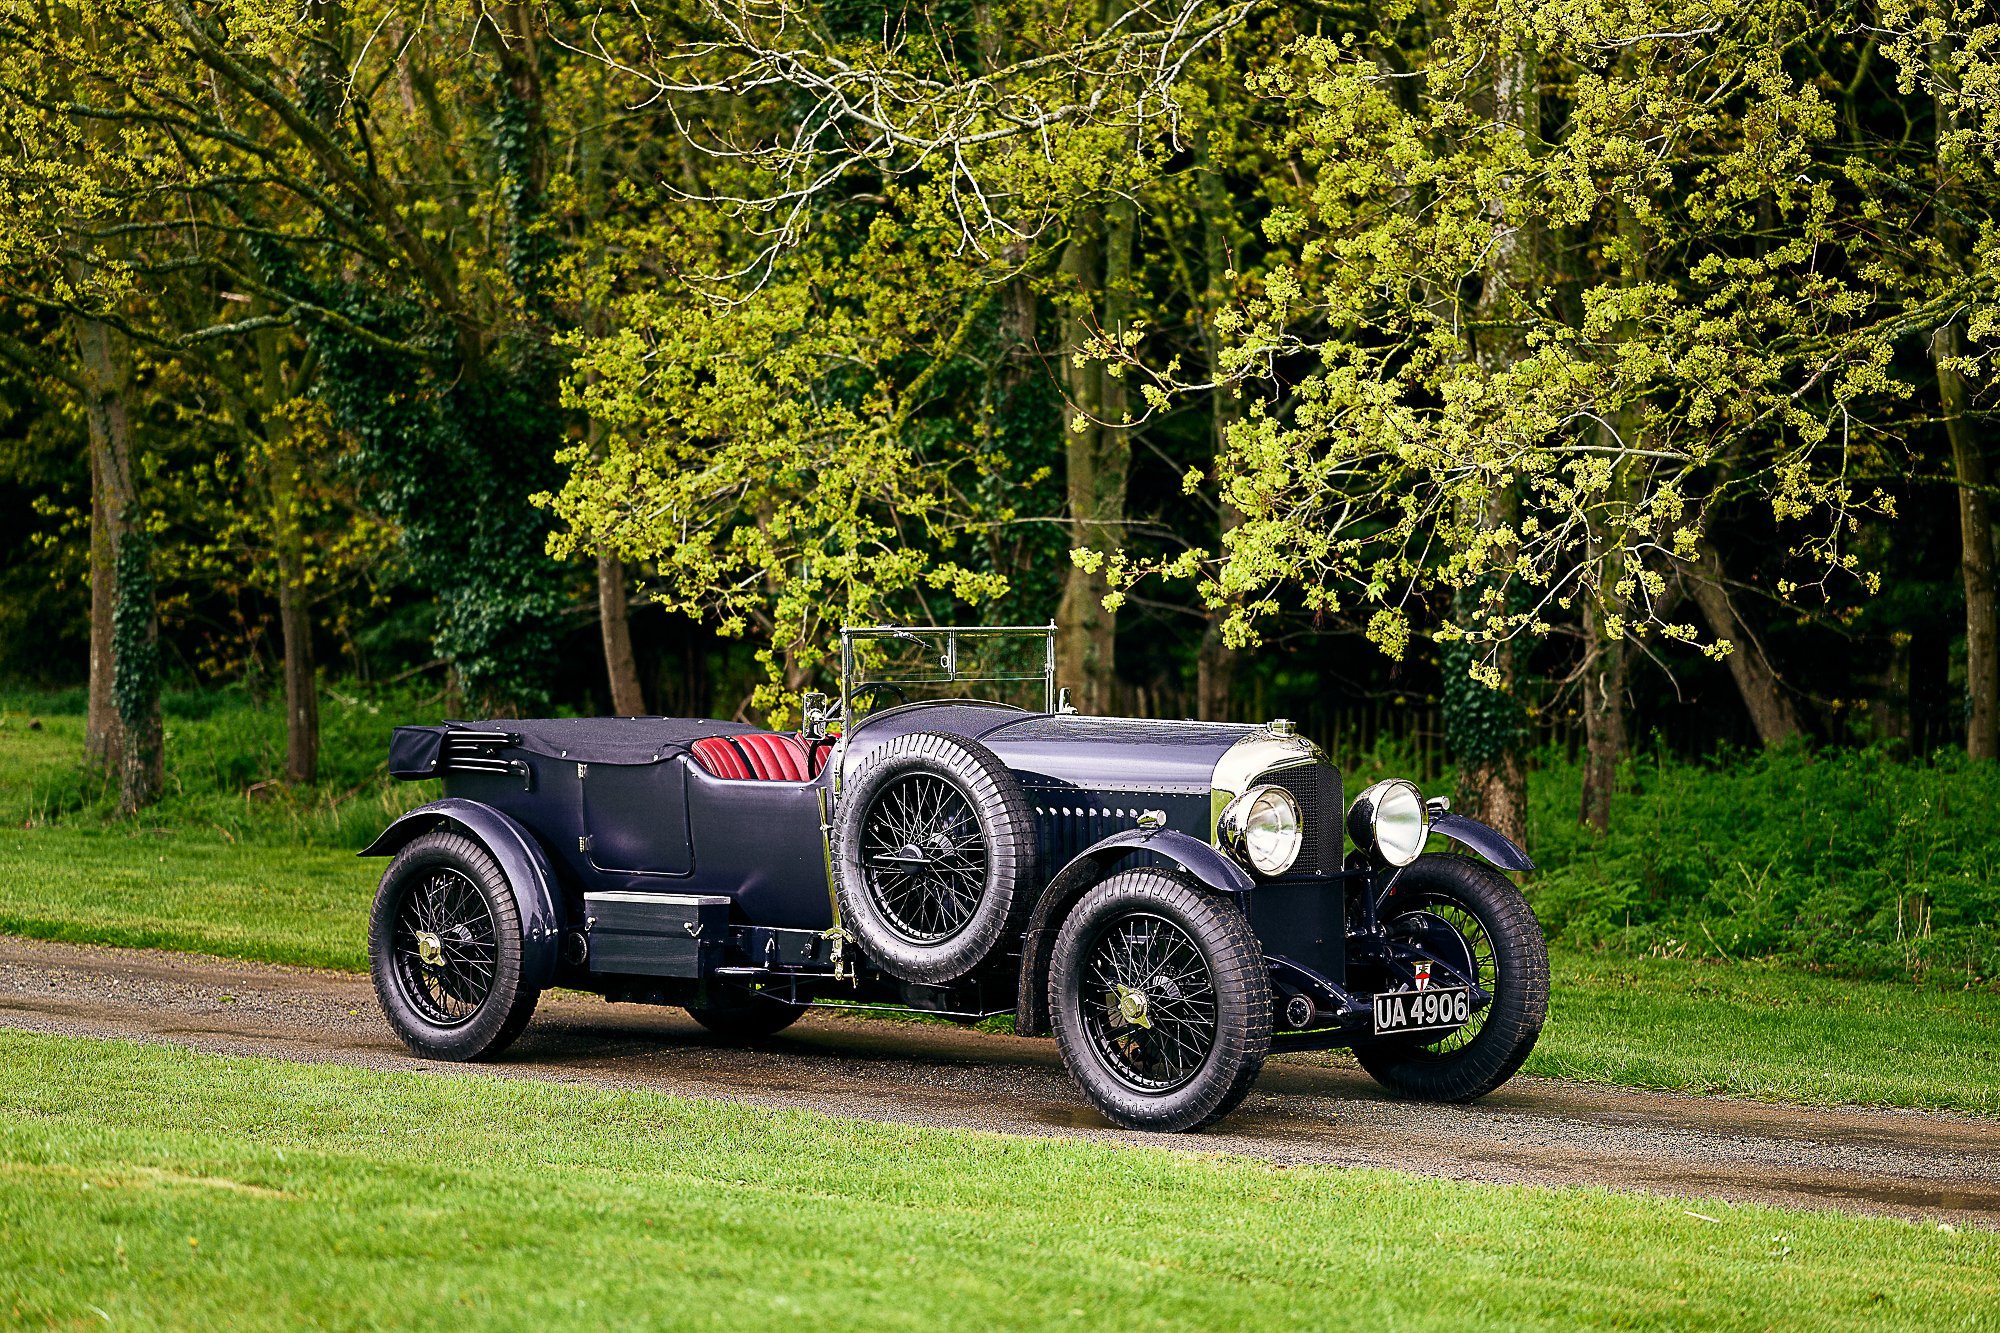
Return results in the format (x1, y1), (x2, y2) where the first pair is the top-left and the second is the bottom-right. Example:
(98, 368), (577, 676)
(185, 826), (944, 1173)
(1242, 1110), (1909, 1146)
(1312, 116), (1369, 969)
(577, 758), (696, 877)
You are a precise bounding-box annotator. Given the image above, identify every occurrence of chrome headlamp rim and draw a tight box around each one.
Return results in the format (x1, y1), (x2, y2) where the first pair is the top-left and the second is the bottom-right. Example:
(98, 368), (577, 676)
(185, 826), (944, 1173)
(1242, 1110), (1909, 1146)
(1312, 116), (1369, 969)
(1347, 777), (1428, 867)
(1217, 783), (1303, 876)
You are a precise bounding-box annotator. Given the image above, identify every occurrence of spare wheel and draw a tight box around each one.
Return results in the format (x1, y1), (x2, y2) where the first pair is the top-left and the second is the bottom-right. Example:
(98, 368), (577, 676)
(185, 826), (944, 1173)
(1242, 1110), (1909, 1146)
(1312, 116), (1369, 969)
(832, 731), (1038, 983)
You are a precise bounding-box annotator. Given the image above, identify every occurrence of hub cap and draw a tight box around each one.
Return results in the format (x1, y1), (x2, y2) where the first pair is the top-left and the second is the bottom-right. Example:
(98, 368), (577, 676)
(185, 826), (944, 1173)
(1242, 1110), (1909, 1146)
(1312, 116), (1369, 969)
(1082, 912), (1218, 1092)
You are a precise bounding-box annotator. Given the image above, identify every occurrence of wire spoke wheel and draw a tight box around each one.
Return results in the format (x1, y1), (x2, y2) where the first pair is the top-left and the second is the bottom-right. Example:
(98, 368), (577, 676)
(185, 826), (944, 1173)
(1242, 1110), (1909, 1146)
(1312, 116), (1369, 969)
(1049, 870), (1270, 1132)
(1387, 897), (1496, 1057)
(391, 866), (499, 1027)
(370, 831), (539, 1062)
(858, 773), (989, 943)
(1079, 911), (1219, 1092)
(1353, 854), (1549, 1105)
(832, 731), (1034, 985)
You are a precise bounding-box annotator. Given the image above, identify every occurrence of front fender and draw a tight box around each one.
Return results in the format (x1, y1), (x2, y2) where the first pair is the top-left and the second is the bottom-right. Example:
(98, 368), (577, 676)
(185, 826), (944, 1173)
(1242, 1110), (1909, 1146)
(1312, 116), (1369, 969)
(360, 798), (563, 988)
(1428, 811), (1535, 872)
(1015, 827), (1255, 1037)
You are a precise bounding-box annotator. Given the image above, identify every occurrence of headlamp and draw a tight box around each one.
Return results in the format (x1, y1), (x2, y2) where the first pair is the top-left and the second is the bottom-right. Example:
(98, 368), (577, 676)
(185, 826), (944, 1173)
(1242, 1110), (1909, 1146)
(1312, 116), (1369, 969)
(1346, 778), (1428, 867)
(1218, 784), (1303, 876)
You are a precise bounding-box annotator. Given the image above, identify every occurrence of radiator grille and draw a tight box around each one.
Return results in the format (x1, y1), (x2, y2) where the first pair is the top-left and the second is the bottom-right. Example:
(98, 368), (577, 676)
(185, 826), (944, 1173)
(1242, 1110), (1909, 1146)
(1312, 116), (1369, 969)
(1255, 762), (1343, 878)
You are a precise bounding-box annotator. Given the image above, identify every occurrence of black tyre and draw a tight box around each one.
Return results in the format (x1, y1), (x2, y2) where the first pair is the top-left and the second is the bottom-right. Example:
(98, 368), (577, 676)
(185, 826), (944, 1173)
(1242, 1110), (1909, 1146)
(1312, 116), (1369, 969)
(1049, 868), (1272, 1132)
(1354, 853), (1548, 1102)
(831, 731), (1037, 983)
(369, 830), (541, 1061)
(685, 987), (805, 1040)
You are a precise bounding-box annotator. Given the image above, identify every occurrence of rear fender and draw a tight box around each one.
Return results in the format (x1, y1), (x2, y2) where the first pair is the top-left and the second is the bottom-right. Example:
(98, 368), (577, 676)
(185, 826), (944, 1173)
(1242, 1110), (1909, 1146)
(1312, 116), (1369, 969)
(1015, 828), (1254, 1038)
(360, 798), (563, 988)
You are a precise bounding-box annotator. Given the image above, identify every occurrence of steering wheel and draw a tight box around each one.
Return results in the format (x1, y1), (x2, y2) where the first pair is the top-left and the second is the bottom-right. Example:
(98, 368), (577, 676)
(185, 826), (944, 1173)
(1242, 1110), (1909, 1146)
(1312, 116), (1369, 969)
(851, 682), (909, 709)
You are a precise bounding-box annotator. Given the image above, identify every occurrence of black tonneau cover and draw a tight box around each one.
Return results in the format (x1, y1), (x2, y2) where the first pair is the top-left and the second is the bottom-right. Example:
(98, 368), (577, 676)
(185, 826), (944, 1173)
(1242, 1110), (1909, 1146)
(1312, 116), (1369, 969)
(389, 716), (761, 778)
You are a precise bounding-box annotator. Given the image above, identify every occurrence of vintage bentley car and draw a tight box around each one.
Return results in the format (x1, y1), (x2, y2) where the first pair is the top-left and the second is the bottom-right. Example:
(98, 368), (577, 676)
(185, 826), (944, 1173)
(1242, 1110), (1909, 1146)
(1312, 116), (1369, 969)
(364, 625), (1548, 1132)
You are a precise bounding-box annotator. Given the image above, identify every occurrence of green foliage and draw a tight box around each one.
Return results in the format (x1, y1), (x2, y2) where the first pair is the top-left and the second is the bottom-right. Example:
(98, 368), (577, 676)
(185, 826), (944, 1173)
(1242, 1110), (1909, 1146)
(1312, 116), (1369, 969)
(314, 312), (573, 711)
(548, 219), (1019, 718)
(108, 527), (155, 730)
(1529, 747), (2000, 988)
(1441, 592), (1527, 769)
(1095, 0), (1906, 687)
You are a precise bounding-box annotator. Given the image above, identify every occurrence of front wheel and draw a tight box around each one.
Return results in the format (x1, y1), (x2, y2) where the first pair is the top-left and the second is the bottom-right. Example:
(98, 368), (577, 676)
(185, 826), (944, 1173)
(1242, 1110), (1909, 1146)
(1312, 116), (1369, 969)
(1049, 869), (1272, 1132)
(369, 830), (541, 1061)
(1354, 853), (1548, 1102)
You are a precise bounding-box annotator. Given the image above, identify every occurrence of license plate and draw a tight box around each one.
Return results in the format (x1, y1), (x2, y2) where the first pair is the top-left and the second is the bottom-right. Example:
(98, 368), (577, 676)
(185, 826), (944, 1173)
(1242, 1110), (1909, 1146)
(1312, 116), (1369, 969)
(1372, 986), (1472, 1036)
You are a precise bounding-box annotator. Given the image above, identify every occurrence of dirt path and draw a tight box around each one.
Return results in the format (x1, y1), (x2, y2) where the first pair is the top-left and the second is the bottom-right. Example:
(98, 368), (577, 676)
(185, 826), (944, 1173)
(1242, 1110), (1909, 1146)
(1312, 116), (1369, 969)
(2, 935), (1995, 1228)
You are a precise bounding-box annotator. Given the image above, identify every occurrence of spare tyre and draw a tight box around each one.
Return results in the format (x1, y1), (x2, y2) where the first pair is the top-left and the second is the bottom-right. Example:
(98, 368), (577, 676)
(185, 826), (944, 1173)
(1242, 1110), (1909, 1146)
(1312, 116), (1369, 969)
(831, 731), (1037, 983)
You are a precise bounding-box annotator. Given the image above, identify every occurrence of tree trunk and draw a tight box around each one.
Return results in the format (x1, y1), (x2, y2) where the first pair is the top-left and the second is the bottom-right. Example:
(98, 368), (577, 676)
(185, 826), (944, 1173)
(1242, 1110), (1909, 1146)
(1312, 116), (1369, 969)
(1195, 613), (1235, 721)
(597, 552), (646, 715)
(251, 322), (321, 786)
(1194, 106), (1241, 723)
(74, 314), (161, 811)
(278, 565), (318, 785)
(85, 440), (118, 773)
(1937, 318), (1995, 758)
(1447, 36), (1537, 849)
(1578, 188), (1647, 832)
(1931, 37), (1997, 759)
(1686, 544), (1802, 746)
(1578, 593), (1627, 833)
(1055, 202), (1134, 715)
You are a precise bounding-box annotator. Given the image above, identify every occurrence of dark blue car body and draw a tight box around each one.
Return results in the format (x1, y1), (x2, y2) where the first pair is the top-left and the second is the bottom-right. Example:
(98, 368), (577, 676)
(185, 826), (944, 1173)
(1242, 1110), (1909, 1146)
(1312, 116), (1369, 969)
(366, 688), (1530, 1046)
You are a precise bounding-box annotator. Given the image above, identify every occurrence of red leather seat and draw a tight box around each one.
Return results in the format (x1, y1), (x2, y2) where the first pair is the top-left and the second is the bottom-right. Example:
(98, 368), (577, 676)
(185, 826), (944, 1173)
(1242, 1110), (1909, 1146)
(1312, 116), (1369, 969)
(689, 732), (813, 781)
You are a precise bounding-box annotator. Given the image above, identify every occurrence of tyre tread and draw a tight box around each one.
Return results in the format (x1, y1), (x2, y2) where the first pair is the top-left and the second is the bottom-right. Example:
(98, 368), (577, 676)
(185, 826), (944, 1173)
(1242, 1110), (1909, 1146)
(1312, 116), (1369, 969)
(1354, 853), (1547, 1102)
(369, 830), (540, 1062)
(1049, 867), (1271, 1132)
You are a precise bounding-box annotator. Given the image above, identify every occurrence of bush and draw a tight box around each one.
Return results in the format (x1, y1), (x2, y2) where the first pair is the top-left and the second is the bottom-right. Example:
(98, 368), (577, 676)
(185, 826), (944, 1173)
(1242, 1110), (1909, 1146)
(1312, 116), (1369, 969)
(1527, 747), (2000, 989)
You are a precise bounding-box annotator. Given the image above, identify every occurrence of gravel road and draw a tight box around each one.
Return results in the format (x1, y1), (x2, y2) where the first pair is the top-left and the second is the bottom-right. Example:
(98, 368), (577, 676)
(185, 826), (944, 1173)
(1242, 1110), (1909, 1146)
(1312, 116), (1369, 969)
(2, 934), (1995, 1228)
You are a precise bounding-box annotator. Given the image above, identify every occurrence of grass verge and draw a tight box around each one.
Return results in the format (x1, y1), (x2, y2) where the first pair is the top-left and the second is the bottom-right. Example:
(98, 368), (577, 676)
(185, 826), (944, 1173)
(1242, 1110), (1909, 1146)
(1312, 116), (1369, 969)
(0, 1030), (1994, 1331)
(1524, 952), (2000, 1115)
(0, 826), (373, 971)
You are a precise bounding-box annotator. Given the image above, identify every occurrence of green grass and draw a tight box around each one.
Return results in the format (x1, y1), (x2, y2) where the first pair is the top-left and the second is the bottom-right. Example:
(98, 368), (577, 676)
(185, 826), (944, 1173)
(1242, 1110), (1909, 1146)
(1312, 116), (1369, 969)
(0, 826), (374, 970)
(0, 1031), (1993, 1331)
(1523, 953), (2000, 1115)
(0, 685), (438, 849)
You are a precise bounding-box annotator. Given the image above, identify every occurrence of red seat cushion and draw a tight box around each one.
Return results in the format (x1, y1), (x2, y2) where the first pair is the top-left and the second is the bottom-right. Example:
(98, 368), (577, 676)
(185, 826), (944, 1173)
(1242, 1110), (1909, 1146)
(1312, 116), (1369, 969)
(689, 731), (812, 781)
(690, 735), (752, 780)
(738, 732), (808, 781)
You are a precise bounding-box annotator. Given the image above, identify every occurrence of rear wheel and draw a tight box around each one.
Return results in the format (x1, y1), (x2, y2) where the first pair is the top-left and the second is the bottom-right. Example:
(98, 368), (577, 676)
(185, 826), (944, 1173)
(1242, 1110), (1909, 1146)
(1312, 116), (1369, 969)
(685, 987), (804, 1040)
(1354, 853), (1547, 1102)
(1049, 869), (1271, 1132)
(369, 830), (541, 1061)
